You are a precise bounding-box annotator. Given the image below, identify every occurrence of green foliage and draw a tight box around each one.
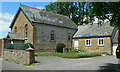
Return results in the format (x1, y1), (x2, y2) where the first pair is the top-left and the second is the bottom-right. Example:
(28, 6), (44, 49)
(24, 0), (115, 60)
(118, 31), (120, 44)
(45, 2), (91, 25)
(7, 43), (14, 49)
(35, 51), (102, 58)
(24, 43), (34, 49)
(15, 62), (20, 64)
(45, 2), (120, 28)
(73, 47), (88, 53)
(56, 43), (66, 53)
(4, 59), (9, 61)
(89, 2), (120, 26)
(102, 52), (111, 55)
(24, 64), (34, 66)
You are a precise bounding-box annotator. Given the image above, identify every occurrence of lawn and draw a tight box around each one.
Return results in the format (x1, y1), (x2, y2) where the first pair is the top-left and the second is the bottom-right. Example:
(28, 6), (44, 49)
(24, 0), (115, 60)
(35, 51), (102, 59)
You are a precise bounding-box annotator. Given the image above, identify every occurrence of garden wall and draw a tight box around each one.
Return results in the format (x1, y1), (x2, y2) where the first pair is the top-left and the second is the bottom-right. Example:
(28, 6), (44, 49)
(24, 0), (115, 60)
(3, 48), (35, 64)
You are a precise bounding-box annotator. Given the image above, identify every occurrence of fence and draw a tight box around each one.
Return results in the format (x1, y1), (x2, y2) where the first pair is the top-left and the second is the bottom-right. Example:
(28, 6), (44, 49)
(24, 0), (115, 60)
(5, 43), (31, 50)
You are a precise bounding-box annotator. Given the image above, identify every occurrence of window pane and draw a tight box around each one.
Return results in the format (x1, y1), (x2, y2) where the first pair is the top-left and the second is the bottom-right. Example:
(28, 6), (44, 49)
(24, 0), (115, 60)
(101, 39), (103, 44)
(86, 40), (88, 45)
(15, 27), (17, 33)
(89, 40), (90, 45)
(25, 24), (28, 38)
(51, 31), (55, 40)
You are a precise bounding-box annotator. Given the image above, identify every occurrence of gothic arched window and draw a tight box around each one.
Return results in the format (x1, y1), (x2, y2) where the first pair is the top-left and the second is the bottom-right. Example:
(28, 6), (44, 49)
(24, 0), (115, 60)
(25, 24), (28, 38)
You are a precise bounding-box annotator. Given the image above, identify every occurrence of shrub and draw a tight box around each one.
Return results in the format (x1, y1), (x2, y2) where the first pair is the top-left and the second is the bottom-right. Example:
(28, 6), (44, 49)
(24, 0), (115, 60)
(24, 43), (34, 50)
(56, 43), (66, 53)
(73, 47), (87, 53)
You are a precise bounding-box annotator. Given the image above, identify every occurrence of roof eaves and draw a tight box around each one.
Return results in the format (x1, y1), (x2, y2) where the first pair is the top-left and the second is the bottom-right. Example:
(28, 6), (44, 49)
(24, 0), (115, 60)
(9, 6), (32, 28)
(73, 35), (112, 39)
(32, 21), (78, 30)
(20, 6), (32, 23)
(9, 7), (21, 28)
(6, 34), (13, 40)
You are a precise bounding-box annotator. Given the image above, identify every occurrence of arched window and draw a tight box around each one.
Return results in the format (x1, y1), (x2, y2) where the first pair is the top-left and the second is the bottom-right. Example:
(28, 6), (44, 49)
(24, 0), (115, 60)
(14, 26), (17, 33)
(25, 24), (28, 38)
(68, 33), (71, 42)
(51, 31), (55, 41)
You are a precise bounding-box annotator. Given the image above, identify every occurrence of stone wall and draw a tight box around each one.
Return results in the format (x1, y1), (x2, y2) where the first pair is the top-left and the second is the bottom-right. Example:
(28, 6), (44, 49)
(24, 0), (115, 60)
(3, 48), (35, 64)
(11, 10), (33, 44)
(33, 23), (76, 52)
(73, 37), (111, 54)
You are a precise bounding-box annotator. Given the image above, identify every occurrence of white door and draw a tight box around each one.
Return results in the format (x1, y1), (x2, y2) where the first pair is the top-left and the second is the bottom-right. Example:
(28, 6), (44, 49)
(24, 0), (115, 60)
(74, 41), (79, 49)
(113, 44), (118, 55)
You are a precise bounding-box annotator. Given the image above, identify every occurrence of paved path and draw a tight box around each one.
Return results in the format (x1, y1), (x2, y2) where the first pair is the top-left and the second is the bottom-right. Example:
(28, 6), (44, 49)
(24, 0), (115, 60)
(1, 58), (35, 70)
(29, 56), (119, 70)
(1, 56), (120, 70)
(0, 58), (2, 71)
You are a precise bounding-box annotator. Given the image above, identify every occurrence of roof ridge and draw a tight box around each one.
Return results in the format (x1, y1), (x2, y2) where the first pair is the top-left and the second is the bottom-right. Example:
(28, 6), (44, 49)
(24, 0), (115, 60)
(20, 4), (70, 19)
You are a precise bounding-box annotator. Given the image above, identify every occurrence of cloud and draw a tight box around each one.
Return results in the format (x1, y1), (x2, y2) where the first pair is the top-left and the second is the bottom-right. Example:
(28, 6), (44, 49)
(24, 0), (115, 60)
(0, 20), (11, 32)
(36, 6), (45, 9)
(0, 12), (13, 33)
(0, 12), (14, 21)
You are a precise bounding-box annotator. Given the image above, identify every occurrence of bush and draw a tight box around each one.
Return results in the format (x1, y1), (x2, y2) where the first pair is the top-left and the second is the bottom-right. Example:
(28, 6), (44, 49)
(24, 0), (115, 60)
(24, 43), (34, 49)
(56, 43), (66, 53)
(73, 47), (88, 53)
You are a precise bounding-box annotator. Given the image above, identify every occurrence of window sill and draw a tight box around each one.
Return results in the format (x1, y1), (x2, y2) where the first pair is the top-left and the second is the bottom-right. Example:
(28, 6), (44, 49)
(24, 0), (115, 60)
(50, 40), (56, 42)
(25, 38), (28, 40)
(98, 45), (104, 47)
(85, 45), (91, 47)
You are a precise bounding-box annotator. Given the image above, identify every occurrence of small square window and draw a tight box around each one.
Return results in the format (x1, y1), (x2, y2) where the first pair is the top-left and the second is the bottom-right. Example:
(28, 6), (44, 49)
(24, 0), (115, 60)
(98, 38), (104, 46)
(85, 39), (91, 46)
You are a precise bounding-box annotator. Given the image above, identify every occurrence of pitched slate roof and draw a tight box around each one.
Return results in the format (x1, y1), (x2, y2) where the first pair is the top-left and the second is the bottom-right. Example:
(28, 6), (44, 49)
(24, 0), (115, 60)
(73, 22), (115, 38)
(16, 5), (77, 29)
(7, 33), (24, 40)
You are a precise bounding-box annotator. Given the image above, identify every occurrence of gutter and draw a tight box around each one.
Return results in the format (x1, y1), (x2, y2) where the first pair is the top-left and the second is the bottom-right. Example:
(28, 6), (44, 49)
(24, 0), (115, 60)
(73, 35), (112, 39)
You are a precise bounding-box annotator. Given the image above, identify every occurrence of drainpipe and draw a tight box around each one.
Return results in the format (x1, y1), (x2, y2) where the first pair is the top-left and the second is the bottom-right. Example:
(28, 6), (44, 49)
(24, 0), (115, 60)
(110, 37), (113, 55)
(67, 29), (68, 49)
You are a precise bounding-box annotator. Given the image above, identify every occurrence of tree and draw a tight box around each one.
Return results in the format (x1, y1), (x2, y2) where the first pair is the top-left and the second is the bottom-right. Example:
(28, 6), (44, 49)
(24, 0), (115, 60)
(45, 2), (120, 43)
(45, 2), (91, 25)
(89, 2), (120, 44)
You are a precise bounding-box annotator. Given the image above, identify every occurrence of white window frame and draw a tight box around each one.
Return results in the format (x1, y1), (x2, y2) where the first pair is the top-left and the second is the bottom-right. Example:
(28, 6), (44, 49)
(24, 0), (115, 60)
(98, 38), (104, 46)
(85, 39), (91, 46)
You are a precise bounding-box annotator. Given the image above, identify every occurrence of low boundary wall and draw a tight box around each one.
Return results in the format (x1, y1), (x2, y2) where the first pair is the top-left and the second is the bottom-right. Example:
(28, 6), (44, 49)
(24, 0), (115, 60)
(3, 48), (35, 64)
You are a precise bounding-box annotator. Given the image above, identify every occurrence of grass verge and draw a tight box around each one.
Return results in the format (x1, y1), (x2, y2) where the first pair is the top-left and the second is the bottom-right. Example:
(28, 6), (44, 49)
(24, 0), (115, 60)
(35, 51), (102, 59)
(4, 59), (9, 61)
(24, 61), (40, 66)
(15, 62), (20, 64)
(24, 63), (35, 66)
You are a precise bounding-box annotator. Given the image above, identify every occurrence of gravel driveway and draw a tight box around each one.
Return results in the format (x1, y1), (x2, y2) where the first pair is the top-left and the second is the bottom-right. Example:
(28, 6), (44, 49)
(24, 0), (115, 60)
(29, 56), (119, 70)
